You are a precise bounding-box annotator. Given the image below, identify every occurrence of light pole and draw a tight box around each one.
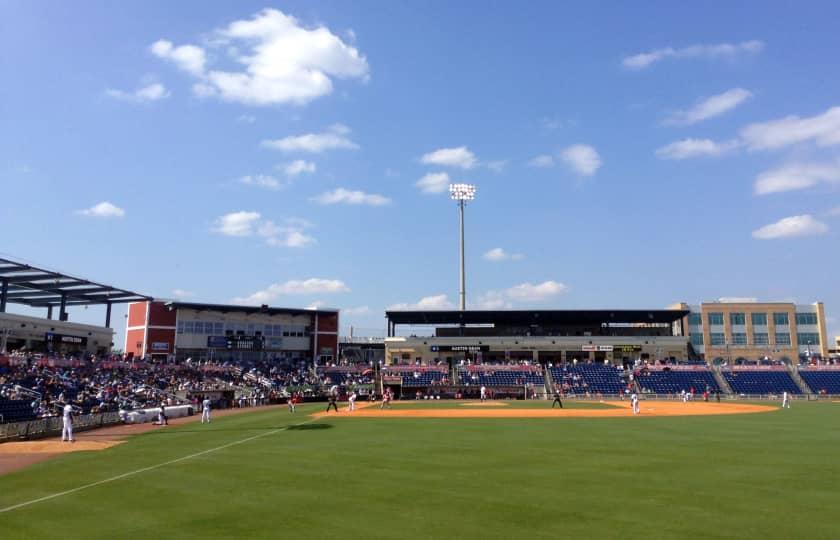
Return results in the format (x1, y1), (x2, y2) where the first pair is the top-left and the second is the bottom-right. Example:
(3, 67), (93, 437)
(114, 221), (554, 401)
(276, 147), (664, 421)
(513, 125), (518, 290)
(449, 183), (476, 311)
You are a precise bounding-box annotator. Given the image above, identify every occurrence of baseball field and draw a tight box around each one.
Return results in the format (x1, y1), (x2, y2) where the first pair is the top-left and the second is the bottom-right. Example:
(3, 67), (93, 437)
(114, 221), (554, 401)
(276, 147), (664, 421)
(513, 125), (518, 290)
(0, 399), (837, 539)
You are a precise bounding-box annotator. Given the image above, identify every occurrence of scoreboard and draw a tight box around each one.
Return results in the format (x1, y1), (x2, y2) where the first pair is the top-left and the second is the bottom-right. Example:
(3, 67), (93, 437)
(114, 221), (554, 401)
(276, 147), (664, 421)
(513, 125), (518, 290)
(207, 335), (265, 350)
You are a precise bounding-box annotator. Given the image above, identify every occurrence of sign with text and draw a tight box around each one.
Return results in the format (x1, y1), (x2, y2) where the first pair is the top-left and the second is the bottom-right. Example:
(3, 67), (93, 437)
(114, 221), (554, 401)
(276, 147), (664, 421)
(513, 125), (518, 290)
(430, 345), (490, 353)
(44, 332), (88, 346)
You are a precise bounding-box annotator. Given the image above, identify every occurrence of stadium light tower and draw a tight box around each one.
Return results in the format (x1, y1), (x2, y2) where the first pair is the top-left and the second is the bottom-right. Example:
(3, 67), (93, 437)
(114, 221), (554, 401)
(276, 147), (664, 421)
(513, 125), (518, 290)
(449, 183), (476, 311)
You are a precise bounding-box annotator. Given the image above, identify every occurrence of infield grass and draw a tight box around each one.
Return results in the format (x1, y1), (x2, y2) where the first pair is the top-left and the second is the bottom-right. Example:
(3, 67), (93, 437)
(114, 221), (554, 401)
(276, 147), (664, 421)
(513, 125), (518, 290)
(1, 401), (837, 539)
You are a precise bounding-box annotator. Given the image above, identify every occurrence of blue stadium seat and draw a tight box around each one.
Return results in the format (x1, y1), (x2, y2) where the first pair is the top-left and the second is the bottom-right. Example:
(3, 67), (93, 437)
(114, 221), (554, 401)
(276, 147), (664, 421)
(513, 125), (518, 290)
(798, 370), (840, 394)
(550, 363), (625, 395)
(723, 370), (800, 395)
(636, 370), (719, 394)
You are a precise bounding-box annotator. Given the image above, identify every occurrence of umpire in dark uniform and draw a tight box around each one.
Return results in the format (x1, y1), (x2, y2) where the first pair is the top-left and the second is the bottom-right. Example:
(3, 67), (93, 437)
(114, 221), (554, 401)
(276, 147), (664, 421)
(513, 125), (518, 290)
(552, 390), (563, 408)
(326, 392), (339, 412)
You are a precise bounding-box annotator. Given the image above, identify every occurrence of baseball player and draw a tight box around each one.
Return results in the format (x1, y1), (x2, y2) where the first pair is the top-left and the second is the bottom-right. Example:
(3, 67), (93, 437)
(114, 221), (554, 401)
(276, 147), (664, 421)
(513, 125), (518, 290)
(782, 391), (791, 409)
(631, 392), (640, 415)
(348, 391), (357, 412)
(201, 397), (212, 423)
(480, 385), (487, 403)
(158, 403), (168, 426)
(325, 392), (339, 413)
(62, 403), (74, 442)
(288, 393), (296, 413)
(380, 388), (392, 410)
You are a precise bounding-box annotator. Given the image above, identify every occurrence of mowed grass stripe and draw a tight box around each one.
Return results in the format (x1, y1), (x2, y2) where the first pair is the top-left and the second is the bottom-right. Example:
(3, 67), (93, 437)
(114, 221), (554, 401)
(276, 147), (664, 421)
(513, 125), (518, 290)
(0, 402), (837, 539)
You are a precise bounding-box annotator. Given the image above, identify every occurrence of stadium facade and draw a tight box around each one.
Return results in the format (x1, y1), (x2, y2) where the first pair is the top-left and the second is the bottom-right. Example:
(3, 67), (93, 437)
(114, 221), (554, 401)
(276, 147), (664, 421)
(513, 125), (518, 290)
(673, 300), (829, 362)
(384, 300), (829, 366)
(124, 300), (339, 363)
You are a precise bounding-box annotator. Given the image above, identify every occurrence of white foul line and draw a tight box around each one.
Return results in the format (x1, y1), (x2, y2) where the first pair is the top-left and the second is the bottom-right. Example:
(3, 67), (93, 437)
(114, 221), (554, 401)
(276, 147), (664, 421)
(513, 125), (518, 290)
(0, 417), (319, 514)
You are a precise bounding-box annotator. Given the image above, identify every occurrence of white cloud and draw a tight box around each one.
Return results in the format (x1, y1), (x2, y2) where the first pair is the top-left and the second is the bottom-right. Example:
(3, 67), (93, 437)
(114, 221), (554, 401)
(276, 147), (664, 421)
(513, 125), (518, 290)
(306, 300), (327, 310)
(311, 188), (390, 206)
(666, 88), (752, 125)
(415, 172), (450, 194)
(151, 9), (369, 106)
(238, 174), (286, 190)
(420, 146), (477, 169)
(559, 144), (601, 176)
(282, 160), (316, 177)
(754, 162), (840, 195)
(752, 215), (829, 240)
(149, 40), (206, 76)
(171, 289), (195, 299)
(740, 106), (840, 151)
(528, 154), (555, 168)
(482, 248), (523, 262)
(655, 138), (740, 159)
(76, 201), (126, 218)
(237, 114), (256, 124)
(342, 306), (370, 316)
(472, 290), (512, 310)
(105, 83), (169, 102)
(388, 294), (454, 311)
(233, 278), (350, 305)
(623, 40), (764, 70)
(485, 160), (507, 173)
(503, 281), (568, 302)
(261, 124), (358, 153)
(213, 211), (261, 236)
(213, 212), (314, 247)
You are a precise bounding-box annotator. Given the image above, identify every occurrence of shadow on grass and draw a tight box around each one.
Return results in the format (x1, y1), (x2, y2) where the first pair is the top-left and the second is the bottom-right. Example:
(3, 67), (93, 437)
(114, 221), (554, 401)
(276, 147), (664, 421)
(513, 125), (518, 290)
(287, 423), (332, 431)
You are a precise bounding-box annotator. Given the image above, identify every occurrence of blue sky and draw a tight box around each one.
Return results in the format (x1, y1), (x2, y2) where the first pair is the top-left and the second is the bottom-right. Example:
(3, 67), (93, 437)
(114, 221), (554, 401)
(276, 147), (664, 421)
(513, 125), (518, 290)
(1, 1), (838, 345)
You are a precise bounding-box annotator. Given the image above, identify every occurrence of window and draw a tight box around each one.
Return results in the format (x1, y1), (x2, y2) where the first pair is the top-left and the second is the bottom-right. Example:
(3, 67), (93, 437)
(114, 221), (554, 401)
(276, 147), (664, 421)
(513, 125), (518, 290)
(184, 321), (194, 334)
(731, 333), (747, 346)
(730, 313), (746, 326)
(690, 333), (704, 346)
(710, 333), (725, 346)
(773, 312), (789, 326)
(797, 333), (820, 346)
(177, 321), (184, 334)
(247, 324), (255, 335)
(751, 313), (767, 326)
(775, 332), (791, 346)
(214, 323), (223, 335)
(708, 313), (724, 326)
(688, 313), (702, 326)
(273, 325), (283, 336)
(753, 333), (769, 346)
(795, 313), (818, 326)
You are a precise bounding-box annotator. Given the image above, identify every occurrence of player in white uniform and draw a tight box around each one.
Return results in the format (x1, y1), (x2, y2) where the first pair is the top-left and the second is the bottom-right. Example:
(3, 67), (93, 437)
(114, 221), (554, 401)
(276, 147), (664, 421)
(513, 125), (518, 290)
(62, 404), (74, 442)
(348, 391), (357, 412)
(782, 391), (791, 409)
(288, 394), (296, 413)
(480, 385), (487, 402)
(631, 392), (640, 415)
(201, 398), (212, 423)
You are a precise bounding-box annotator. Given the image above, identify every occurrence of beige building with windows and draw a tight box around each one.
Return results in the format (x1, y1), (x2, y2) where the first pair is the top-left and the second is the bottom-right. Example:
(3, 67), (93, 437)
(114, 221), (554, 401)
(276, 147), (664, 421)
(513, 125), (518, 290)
(671, 300), (828, 362)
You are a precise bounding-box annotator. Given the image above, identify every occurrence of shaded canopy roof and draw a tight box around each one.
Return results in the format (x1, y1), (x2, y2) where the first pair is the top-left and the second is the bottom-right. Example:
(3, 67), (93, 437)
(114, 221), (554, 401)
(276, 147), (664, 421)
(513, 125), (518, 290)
(0, 257), (151, 308)
(386, 309), (689, 326)
(166, 301), (338, 316)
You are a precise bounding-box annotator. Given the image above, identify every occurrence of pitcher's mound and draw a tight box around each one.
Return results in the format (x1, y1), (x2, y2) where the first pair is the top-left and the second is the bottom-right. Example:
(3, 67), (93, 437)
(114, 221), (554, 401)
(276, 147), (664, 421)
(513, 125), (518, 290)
(460, 401), (509, 407)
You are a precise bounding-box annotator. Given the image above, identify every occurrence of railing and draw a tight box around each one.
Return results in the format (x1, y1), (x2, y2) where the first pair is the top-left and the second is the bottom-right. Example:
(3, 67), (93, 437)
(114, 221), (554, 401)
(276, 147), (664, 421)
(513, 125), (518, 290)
(0, 411), (122, 443)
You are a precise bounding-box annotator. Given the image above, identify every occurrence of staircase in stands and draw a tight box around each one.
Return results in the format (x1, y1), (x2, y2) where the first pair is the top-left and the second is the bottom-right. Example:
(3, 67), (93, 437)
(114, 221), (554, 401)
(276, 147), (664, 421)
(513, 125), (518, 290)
(710, 364), (734, 395)
(785, 363), (812, 395)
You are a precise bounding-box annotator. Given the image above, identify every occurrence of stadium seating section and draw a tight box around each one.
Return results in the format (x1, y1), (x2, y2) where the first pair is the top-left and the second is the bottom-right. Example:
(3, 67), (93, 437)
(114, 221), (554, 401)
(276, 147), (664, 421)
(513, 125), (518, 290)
(0, 397), (36, 423)
(401, 371), (448, 387)
(798, 370), (840, 394)
(636, 369), (720, 394)
(458, 368), (544, 387)
(550, 363), (625, 395)
(723, 370), (801, 395)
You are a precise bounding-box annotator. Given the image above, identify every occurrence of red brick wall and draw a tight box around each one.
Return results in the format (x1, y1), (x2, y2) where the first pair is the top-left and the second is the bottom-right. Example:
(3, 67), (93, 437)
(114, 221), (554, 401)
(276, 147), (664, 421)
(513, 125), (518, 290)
(316, 334), (338, 356)
(125, 328), (145, 357)
(148, 302), (177, 326)
(127, 302), (148, 327)
(145, 328), (176, 355)
(316, 312), (338, 333)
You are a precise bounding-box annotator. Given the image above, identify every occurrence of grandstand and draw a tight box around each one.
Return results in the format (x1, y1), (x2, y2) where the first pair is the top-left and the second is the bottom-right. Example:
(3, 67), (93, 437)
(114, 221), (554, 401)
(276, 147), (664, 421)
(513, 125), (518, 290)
(458, 365), (544, 387)
(550, 363), (626, 395)
(798, 367), (840, 395)
(723, 367), (801, 395)
(635, 366), (720, 395)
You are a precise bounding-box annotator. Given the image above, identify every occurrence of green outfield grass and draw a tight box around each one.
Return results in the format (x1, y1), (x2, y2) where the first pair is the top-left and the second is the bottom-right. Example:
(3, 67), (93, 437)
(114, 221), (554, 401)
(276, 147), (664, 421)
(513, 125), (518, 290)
(1, 401), (837, 539)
